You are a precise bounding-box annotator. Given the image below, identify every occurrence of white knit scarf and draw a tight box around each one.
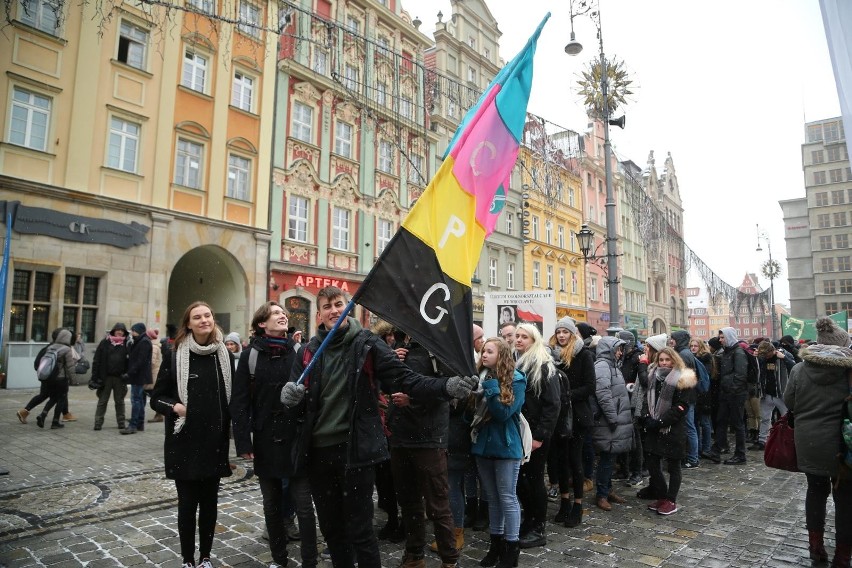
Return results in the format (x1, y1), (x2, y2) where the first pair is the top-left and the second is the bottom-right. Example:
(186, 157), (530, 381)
(174, 328), (232, 434)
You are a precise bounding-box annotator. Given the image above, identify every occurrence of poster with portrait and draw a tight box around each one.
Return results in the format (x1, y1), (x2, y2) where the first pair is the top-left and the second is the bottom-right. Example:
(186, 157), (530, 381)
(483, 290), (557, 341)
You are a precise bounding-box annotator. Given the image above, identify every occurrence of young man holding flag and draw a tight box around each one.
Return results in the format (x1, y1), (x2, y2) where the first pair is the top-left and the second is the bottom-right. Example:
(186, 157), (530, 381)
(281, 287), (477, 568)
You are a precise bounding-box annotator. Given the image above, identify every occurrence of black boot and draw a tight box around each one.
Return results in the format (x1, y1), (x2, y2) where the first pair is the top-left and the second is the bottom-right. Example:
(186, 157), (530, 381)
(518, 522), (546, 549)
(464, 497), (477, 528)
(554, 498), (572, 523)
(497, 540), (520, 568)
(565, 502), (583, 528)
(479, 534), (504, 567)
(473, 500), (489, 531)
(36, 413), (46, 428)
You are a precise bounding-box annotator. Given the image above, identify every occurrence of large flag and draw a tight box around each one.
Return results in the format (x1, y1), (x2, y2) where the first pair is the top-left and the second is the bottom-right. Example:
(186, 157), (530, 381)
(353, 14), (550, 376)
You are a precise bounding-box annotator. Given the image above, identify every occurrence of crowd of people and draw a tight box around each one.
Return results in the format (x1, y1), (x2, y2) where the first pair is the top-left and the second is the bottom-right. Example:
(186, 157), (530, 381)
(16, 291), (852, 568)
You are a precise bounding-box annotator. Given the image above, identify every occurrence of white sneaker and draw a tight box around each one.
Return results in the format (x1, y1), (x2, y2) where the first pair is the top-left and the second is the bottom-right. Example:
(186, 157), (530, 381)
(198, 559), (214, 568)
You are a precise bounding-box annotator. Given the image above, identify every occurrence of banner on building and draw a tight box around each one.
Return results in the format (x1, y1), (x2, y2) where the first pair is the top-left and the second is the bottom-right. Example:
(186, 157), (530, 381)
(781, 311), (849, 341)
(483, 290), (557, 341)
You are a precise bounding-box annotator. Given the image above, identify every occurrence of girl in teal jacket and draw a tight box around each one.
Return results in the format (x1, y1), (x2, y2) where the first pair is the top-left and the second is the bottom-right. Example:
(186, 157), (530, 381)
(470, 337), (526, 568)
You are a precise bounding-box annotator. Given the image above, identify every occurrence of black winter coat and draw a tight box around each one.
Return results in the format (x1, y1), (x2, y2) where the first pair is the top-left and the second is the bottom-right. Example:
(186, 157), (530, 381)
(287, 321), (453, 475)
(387, 342), (451, 449)
(126, 335), (152, 386)
(694, 352), (713, 414)
(446, 400), (472, 471)
(91, 338), (128, 381)
(719, 346), (749, 396)
(641, 367), (697, 460)
(518, 362), (561, 442)
(230, 336), (297, 479)
(559, 347), (595, 430)
(150, 348), (233, 480)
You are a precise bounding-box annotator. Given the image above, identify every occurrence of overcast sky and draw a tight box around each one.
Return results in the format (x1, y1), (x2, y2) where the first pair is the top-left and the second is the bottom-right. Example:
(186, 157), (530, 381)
(400, 0), (841, 307)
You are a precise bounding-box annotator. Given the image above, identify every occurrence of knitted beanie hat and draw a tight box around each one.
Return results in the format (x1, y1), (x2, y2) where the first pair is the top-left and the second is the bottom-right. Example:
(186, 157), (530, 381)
(645, 333), (668, 353)
(815, 316), (850, 347)
(131, 322), (147, 335)
(554, 317), (578, 335)
(224, 332), (241, 345)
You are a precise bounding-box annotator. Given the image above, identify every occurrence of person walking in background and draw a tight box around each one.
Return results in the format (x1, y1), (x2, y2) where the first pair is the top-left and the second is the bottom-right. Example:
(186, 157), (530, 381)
(470, 337), (526, 568)
(590, 336), (633, 512)
(640, 347), (696, 516)
(150, 301), (234, 568)
(231, 301), (298, 568)
(784, 316), (852, 567)
(91, 323), (129, 431)
(123, 323), (152, 435)
(34, 328), (77, 429)
(18, 327), (64, 424)
(513, 323), (560, 549)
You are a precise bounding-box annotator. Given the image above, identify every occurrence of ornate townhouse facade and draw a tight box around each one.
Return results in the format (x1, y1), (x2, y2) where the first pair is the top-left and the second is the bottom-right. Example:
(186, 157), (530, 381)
(1, 0), (278, 385)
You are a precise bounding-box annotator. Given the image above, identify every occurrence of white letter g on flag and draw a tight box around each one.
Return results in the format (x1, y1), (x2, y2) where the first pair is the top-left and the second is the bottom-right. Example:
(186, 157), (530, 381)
(420, 283), (450, 324)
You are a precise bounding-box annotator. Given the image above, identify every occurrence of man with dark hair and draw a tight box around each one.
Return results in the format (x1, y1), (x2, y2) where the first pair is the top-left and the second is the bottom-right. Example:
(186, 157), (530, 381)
(281, 286), (477, 568)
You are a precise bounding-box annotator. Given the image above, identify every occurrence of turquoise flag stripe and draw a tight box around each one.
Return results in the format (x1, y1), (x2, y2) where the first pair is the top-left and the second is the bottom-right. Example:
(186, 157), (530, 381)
(443, 12), (551, 159)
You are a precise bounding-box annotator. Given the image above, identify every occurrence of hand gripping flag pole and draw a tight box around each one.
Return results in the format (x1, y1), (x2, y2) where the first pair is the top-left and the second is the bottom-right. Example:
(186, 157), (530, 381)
(297, 13), (550, 384)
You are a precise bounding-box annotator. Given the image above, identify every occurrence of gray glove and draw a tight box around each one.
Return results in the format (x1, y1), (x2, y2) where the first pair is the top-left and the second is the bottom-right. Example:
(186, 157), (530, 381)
(445, 375), (478, 399)
(281, 382), (306, 408)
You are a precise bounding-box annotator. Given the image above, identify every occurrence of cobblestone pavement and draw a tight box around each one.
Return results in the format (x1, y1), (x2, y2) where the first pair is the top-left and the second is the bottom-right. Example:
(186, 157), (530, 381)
(0, 386), (838, 567)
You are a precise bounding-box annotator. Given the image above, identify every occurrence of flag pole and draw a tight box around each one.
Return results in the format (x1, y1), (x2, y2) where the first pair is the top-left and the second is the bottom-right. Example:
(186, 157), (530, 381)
(295, 299), (356, 385)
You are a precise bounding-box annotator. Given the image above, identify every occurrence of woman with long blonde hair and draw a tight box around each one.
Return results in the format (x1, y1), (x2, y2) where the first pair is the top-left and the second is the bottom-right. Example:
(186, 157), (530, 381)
(513, 323), (561, 549)
(471, 337), (526, 568)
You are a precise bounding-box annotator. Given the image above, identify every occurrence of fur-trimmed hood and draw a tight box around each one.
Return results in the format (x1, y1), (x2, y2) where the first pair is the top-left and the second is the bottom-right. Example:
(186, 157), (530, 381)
(650, 366), (697, 390)
(800, 344), (852, 368)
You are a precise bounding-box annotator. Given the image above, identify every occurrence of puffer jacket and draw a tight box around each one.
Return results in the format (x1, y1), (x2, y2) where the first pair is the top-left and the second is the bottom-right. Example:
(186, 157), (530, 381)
(784, 344), (852, 477)
(43, 328), (77, 383)
(590, 336), (634, 454)
(641, 366), (697, 460)
(471, 371), (526, 460)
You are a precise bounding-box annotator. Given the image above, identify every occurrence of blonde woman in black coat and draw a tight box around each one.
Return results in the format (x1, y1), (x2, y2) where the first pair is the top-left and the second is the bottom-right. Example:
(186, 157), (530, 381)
(150, 301), (233, 568)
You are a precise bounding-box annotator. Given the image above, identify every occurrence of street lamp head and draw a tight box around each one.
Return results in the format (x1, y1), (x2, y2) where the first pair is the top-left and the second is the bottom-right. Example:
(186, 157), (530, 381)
(576, 223), (594, 259)
(756, 244), (763, 253)
(565, 31), (583, 55)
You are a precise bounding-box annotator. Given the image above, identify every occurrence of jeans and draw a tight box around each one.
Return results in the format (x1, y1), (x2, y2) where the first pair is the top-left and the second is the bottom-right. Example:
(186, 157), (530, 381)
(713, 392), (747, 457)
(516, 437), (550, 526)
(448, 468), (466, 527)
(130, 385), (146, 430)
(289, 476), (318, 567)
(697, 411), (713, 454)
(175, 477), (220, 564)
(685, 404), (698, 464)
(595, 451), (615, 499)
(758, 395), (788, 444)
(258, 476), (289, 565)
(391, 447), (457, 563)
(308, 443), (380, 568)
(646, 453), (682, 503)
(476, 457), (522, 541)
(806, 473), (852, 544)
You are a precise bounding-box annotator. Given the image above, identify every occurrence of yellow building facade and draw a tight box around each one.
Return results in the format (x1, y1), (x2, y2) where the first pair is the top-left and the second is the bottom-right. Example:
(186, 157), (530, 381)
(1, 0), (278, 380)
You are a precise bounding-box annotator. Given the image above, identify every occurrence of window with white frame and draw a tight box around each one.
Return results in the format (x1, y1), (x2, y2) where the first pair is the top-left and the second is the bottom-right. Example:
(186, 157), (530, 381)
(345, 64), (359, 91)
(533, 261), (540, 287)
(346, 15), (359, 33)
(117, 20), (148, 70)
(571, 270), (578, 293)
(400, 96), (412, 119)
(291, 101), (313, 143)
(313, 49), (327, 75)
(559, 268), (566, 291)
(227, 154), (251, 200)
(9, 86), (50, 152)
(182, 50), (208, 93)
(506, 212), (513, 236)
(532, 216), (539, 240)
(232, 71), (254, 112)
(334, 121), (352, 158)
(408, 154), (424, 184)
(489, 258), (498, 286)
(238, 1), (261, 38)
(376, 81), (387, 105)
(186, 0), (214, 13)
(545, 222), (552, 244)
(377, 218), (393, 254)
(468, 67), (476, 83)
(507, 262), (515, 289)
(174, 138), (203, 188)
(568, 187), (575, 207)
(570, 231), (576, 252)
(546, 265), (553, 289)
(590, 278), (598, 300)
(287, 196), (308, 242)
(18, 0), (60, 34)
(558, 226), (565, 248)
(332, 206), (350, 250)
(108, 116), (140, 172)
(378, 140), (393, 173)
(603, 284), (609, 303)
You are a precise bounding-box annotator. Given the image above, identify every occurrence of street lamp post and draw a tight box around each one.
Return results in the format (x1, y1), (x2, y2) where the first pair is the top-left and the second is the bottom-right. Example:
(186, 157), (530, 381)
(566, 0), (621, 330)
(756, 224), (781, 340)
